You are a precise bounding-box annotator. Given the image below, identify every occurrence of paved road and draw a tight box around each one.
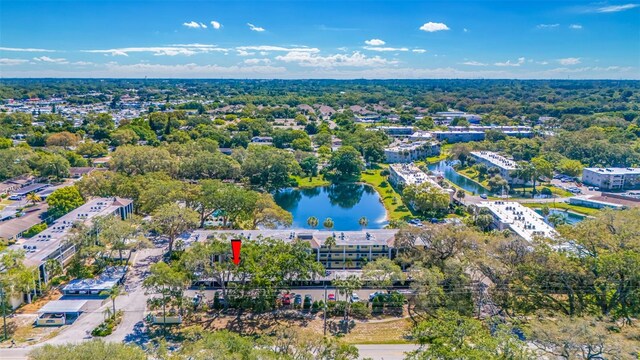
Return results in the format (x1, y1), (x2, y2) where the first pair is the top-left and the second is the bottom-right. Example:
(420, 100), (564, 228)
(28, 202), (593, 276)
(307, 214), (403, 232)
(356, 344), (419, 360)
(104, 247), (164, 344)
(185, 288), (386, 303)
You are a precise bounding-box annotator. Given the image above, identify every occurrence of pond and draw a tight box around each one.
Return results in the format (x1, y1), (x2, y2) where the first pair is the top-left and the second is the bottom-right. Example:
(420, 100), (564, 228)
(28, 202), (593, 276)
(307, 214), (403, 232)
(535, 209), (585, 226)
(273, 183), (388, 230)
(427, 160), (489, 195)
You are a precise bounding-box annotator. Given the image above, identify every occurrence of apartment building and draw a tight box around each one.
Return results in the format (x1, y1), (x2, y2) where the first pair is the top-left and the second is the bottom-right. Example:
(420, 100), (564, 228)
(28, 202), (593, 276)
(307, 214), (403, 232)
(470, 151), (523, 184)
(477, 201), (557, 242)
(582, 167), (640, 191)
(384, 141), (440, 163)
(189, 229), (408, 270)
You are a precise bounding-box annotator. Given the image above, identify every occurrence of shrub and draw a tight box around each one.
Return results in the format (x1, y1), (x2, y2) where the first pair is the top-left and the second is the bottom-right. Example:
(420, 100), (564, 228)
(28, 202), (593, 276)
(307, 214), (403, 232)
(91, 311), (122, 337)
(23, 223), (47, 238)
(350, 302), (371, 319)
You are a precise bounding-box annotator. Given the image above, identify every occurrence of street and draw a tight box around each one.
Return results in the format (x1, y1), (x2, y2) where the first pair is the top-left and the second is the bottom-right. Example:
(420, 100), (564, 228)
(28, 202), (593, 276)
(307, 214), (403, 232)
(356, 344), (419, 360)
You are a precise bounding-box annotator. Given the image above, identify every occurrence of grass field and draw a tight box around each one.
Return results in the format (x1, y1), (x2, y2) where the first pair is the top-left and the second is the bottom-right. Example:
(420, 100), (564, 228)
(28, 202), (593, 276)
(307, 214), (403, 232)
(342, 318), (412, 344)
(291, 175), (331, 188)
(520, 201), (601, 216)
(360, 166), (413, 221)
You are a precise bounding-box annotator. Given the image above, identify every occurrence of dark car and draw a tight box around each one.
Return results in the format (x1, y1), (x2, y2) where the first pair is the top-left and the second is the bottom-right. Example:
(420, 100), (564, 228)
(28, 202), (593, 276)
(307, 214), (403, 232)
(294, 294), (303, 306)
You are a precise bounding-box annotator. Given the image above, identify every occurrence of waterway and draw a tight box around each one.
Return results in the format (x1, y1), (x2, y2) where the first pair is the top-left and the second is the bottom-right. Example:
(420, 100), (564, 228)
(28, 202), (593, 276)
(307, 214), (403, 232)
(535, 209), (585, 226)
(427, 160), (489, 195)
(273, 183), (388, 230)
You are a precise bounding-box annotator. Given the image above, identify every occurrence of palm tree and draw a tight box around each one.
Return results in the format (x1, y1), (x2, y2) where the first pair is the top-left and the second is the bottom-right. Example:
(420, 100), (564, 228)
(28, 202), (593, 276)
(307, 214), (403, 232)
(44, 259), (62, 282)
(307, 216), (319, 228)
(547, 213), (566, 227)
(358, 216), (368, 229)
(26, 192), (41, 206)
(100, 284), (125, 318)
(324, 236), (337, 270)
(456, 189), (465, 201)
(323, 217), (334, 231)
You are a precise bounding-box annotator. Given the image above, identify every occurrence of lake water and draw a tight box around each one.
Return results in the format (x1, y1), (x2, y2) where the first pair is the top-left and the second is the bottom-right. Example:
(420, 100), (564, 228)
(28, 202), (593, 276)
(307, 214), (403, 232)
(427, 160), (489, 195)
(535, 209), (585, 225)
(273, 184), (388, 230)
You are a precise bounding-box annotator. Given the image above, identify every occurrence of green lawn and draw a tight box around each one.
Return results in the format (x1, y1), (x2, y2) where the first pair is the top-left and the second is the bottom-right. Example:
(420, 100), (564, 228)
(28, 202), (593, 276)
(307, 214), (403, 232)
(520, 201), (601, 216)
(291, 175), (331, 188)
(360, 166), (413, 221)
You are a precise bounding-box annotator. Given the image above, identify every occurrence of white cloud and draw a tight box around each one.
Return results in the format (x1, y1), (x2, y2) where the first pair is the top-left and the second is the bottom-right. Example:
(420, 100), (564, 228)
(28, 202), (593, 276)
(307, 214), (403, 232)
(0, 47), (55, 52)
(412, 49), (427, 53)
(364, 39), (385, 46)
(419, 22), (450, 32)
(494, 57), (526, 67)
(275, 51), (396, 68)
(537, 61), (549, 65)
(596, 3), (639, 12)
(244, 58), (271, 65)
(463, 28), (469, 32)
(569, 24), (583, 29)
(33, 56), (68, 64)
(363, 46), (408, 52)
(236, 50), (255, 57)
(536, 23), (560, 29)
(461, 61), (487, 66)
(183, 21), (204, 29)
(210, 21), (222, 29)
(558, 57), (581, 65)
(247, 23), (265, 32)
(0, 58), (29, 65)
(72, 61), (94, 66)
(236, 45), (319, 53)
(83, 44), (229, 56)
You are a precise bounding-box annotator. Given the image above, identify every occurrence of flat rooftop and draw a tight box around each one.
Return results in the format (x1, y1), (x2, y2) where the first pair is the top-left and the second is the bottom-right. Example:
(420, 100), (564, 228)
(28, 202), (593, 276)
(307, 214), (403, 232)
(471, 151), (519, 170)
(584, 167), (640, 175)
(38, 300), (87, 314)
(478, 201), (557, 242)
(390, 163), (443, 189)
(63, 266), (127, 293)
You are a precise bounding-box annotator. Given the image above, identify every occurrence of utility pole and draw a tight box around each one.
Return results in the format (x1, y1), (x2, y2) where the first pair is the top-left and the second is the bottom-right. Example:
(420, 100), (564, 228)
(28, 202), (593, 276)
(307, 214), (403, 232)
(1, 289), (7, 341)
(323, 284), (327, 336)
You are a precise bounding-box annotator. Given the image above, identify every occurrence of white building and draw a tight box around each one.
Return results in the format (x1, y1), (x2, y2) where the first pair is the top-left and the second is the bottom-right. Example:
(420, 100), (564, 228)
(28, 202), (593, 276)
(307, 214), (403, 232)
(389, 163), (452, 201)
(384, 141), (440, 163)
(582, 167), (640, 191)
(470, 151), (523, 184)
(478, 201), (557, 242)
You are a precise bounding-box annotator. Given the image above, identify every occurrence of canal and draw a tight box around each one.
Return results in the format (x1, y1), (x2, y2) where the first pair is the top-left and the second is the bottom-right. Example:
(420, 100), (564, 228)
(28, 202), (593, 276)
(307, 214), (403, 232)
(427, 160), (489, 195)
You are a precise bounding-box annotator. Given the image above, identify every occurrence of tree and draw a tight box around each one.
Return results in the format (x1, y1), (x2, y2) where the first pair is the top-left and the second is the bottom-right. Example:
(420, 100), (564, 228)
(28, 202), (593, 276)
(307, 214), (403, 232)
(30, 152), (70, 180)
(143, 261), (188, 333)
(531, 157), (553, 194)
(109, 145), (178, 176)
(358, 216), (368, 229)
(557, 158), (584, 177)
(26, 192), (41, 206)
(100, 284), (124, 319)
(362, 258), (405, 290)
(300, 156), (319, 180)
(98, 215), (146, 262)
(29, 341), (147, 360)
(402, 183), (450, 216)
(151, 203), (199, 255)
(547, 213), (566, 227)
(241, 145), (301, 191)
(76, 142), (108, 158)
(324, 236), (337, 269)
(45, 131), (78, 149)
(333, 275), (362, 333)
(327, 146), (363, 182)
(456, 189), (466, 201)
(46, 186), (85, 218)
(110, 128), (140, 146)
(307, 216), (319, 228)
(323, 217), (334, 230)
(488, 174), (509, 194)
(250, 193), (292, 229)
(407, 310), (534, 360)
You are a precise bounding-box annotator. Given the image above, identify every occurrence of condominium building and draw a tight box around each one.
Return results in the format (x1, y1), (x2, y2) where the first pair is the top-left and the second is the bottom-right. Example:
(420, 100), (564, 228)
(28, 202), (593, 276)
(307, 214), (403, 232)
(477, 201), (557, 242)
(470, 151), (523, 184)
(384, 141), (440, 163)
(189, 229), (406, 270)
(433, 126), (533, 143)
(5, 197), (134, 285)
(388, 163), (453, 201)
(582, 167), (640, 191)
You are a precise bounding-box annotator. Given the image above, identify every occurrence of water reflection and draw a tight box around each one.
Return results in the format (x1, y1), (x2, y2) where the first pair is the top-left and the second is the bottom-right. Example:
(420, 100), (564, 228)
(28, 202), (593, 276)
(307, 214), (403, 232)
(273, 184), (388, 230)
(427, 160), (489, 195)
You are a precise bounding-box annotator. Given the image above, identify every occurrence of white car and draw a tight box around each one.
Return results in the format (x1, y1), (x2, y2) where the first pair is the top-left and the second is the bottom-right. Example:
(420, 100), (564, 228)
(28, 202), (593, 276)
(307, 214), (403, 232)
(350, 293), (360, 302)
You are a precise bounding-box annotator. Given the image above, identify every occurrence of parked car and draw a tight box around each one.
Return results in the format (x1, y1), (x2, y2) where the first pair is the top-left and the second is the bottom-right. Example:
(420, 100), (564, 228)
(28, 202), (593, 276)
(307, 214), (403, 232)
(303, 295), (313, 309)
(350, 293), (360, 302)
(328, 293), (336, 302)
(480, 194), (488, 199)
(294, 294), (303, 306)
(369, 291), (385, 301)
(282, 293), (292, 306)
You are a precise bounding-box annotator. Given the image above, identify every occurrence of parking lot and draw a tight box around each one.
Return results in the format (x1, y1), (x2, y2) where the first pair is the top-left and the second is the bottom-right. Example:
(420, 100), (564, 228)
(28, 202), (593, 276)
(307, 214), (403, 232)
(185, 288), (390, 305)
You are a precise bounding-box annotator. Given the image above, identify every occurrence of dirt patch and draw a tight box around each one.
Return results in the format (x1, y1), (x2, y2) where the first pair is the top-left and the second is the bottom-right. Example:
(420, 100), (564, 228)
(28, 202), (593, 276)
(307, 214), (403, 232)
(0, 314), (60, 347)
(16, 289), (62, 314)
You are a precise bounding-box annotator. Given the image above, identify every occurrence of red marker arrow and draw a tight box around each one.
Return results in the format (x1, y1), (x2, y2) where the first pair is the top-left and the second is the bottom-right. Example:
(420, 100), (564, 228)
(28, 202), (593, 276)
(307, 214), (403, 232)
(231, 239), (242, 265)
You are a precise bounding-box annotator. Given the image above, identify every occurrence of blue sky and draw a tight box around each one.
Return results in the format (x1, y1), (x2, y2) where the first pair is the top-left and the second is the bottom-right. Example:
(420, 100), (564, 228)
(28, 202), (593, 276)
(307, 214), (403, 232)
(1, 0), (639, 79)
